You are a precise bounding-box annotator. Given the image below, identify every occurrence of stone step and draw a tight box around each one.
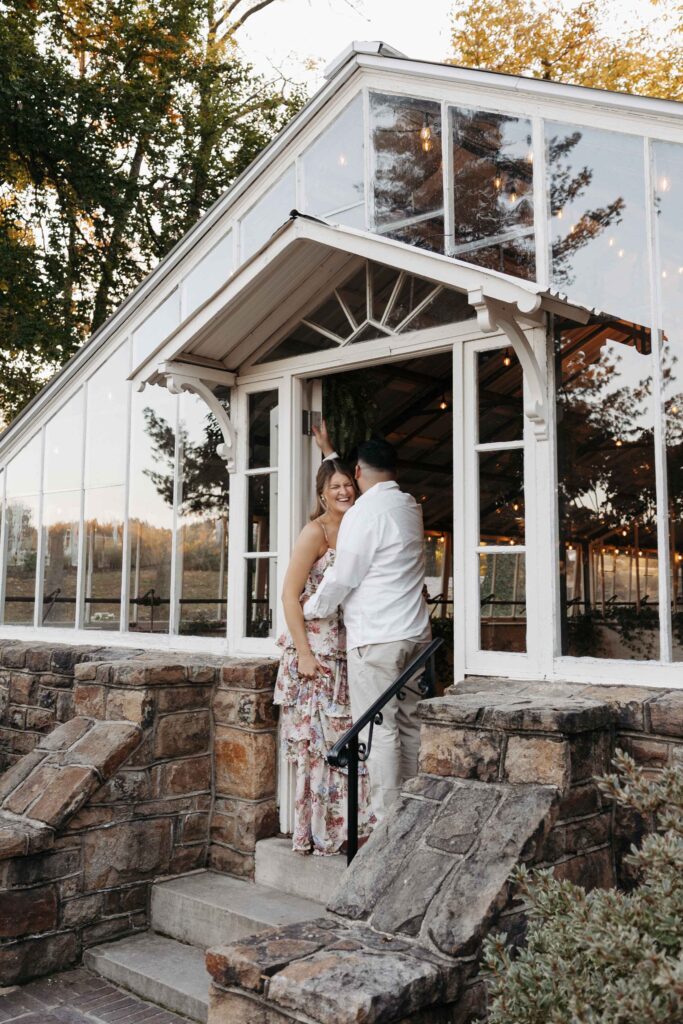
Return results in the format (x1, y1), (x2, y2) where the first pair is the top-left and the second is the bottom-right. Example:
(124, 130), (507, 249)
(84, 931), (209, 1023)
(151, 869), (327, 949)
(255, 837), (347, 904)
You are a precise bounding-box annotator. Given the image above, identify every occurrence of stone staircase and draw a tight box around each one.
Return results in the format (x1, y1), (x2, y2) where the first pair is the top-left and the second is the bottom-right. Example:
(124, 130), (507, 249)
(84, 838), (346, 1022)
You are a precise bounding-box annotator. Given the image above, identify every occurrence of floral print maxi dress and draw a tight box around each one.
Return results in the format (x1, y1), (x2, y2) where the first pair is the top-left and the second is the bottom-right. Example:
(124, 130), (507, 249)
(274, 549), (375, 855)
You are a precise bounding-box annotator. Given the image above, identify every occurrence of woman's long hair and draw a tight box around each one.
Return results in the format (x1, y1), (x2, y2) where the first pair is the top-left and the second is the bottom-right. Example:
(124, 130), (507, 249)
(310, 459), (357, 520)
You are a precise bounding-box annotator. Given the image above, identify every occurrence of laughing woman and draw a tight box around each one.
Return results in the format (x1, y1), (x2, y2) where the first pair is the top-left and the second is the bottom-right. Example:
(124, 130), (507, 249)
(274, 430), (375, 855)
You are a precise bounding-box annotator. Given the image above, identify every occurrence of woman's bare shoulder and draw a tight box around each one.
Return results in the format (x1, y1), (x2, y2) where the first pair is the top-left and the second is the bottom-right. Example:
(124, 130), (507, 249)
(297, 520), (326, 549)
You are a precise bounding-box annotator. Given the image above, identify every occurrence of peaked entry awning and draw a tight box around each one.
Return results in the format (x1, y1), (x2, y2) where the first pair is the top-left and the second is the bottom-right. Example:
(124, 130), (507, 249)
(132, 214), (591, 466)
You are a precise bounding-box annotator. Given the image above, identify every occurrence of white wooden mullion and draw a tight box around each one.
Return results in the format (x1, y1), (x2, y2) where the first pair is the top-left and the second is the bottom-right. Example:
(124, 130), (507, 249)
(394, 285), (443, 334)
(0, 468), (7, 623)
(335, 288), (358, 331)
(532, 115), (551, 290)
(119, 342), (134, 633)
(381, 271), (406, 327)
(33, 428), (47, 628)
(169, 394), (183, 637)
(442, 101), (454, 256)
(74, 385), (88, 630)
(276, 374), (293, 639)
(300, 319), (346, 345)
(645, 135), (673, 662)
(477, 546), (526, 554)
(363, 87), (375, 232)
(452, 339), (467, 683)
(475, 440), (524, 453)
(226, 385), (248, 652)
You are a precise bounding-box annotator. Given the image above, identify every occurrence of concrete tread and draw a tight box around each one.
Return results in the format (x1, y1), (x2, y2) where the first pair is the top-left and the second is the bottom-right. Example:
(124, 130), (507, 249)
(151, 869), (326, 948)
(84, 932), (208, 1023)
(255, 837), (347, 904)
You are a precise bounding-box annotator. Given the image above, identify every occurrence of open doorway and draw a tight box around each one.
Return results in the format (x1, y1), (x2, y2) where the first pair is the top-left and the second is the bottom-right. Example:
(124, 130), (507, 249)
(311, 350), (454, 689)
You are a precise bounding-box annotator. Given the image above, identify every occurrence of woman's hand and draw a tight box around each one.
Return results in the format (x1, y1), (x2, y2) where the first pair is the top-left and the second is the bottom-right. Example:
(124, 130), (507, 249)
(297, 650), (325, 680)
(312, 419), (335, 458)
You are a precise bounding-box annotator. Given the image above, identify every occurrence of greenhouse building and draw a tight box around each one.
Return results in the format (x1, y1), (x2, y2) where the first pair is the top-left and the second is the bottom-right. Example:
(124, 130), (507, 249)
(1, 40), (682, 689)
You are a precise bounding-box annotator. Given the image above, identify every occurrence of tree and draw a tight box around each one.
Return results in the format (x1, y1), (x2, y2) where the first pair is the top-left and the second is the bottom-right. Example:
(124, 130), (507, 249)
(483, 750), (683, 1023)
(449, 0), (683, 101)
(0, 0), (305, 420)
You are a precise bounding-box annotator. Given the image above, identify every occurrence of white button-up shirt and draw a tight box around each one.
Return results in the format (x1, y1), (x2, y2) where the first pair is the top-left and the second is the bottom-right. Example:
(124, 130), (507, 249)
(303, 481), (430, 650)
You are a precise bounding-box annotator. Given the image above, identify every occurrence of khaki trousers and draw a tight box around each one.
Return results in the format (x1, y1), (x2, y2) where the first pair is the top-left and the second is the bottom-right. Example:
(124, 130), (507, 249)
(347, 637), (431, 822)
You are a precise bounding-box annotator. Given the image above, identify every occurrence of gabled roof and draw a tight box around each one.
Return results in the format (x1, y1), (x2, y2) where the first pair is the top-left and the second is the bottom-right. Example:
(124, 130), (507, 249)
(1, 39), (678, 452)
(134, 212), (590, 386)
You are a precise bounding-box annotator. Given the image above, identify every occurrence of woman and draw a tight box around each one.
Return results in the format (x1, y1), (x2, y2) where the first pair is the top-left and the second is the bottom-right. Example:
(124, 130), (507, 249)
(274, 433), (375, 855)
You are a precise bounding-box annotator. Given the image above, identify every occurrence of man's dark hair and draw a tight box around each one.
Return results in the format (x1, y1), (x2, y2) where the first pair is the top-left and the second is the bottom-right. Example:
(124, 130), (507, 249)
(357, 438), (397, 474)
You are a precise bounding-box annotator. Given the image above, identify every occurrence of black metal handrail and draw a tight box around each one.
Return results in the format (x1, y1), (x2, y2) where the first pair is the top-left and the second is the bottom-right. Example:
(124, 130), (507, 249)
(327, 636), (443, 865)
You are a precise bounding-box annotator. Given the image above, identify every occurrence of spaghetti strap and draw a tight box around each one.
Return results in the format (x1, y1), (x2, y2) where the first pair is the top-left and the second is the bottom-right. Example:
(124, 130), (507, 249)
(318, 520), (330, 546)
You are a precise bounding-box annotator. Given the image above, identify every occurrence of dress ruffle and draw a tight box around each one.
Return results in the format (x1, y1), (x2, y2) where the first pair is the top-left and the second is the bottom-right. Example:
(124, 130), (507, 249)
(274, 549), (375, 855)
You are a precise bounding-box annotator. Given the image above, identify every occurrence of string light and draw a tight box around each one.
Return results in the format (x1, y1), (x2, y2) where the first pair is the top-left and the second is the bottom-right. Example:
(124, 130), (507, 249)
(493, 171), (502, 190)
(509, 189), (518, 204)
(503, 349), (512, 367)
(338, 153), (348, 167)
(618, 249), (625, 258)
(671, 404), (679, 414)
(608, 238), (615, 247)
(526, 148), (534, 164)
(420, 115), (433, 153)
(556, 208), (564, 219)
(659, 176), (671, 192)
(439, 395), (449, 411)
(615, 439), (623, 447)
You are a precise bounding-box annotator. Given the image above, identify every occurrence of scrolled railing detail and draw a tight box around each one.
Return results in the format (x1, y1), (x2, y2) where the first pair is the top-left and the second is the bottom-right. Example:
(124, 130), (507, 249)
(326, 637), (443, 864)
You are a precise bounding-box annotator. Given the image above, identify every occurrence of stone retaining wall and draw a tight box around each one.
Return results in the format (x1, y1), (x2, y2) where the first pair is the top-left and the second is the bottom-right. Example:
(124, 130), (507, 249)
(0, 641), (140, 769)
(0, 642), (280, 985)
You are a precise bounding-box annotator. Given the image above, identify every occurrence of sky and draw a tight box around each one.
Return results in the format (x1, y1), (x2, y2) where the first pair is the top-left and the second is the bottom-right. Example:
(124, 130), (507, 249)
(239, 0), (665, 90)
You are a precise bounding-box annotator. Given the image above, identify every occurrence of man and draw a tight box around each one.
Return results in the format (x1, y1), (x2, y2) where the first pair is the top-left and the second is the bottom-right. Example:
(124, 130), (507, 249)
(303, 436), (431, 821)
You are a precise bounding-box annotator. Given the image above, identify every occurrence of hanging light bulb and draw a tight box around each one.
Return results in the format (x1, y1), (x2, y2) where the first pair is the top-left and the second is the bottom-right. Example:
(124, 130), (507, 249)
(659, 176), (671, 192)
(338, 152), (348, 167)
(439, 395), (449, 411)
(615, 439), (623, 447)
(526, 148), (534, 164)
(493, 171), (502, 190)
(556, 208), (564, 219)
(509, 189), (518, 204)
(420, 114), (433, 153)
(503, 349), (512, 367)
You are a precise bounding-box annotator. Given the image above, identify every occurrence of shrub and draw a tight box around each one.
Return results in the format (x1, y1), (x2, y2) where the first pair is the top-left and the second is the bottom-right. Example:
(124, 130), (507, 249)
(482, 750), (683, 1023)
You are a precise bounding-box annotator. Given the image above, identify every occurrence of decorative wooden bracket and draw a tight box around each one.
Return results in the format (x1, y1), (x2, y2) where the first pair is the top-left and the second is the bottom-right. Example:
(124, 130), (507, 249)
(140, 362), (237, 472)
(468, 288), (549, 440)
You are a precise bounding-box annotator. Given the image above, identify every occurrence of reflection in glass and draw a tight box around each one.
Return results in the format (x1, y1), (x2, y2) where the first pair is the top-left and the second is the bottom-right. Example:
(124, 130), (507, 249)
(451, 107), (534, 279)
(479, 552), (526, 652)
(83, 486), (124, 629)
(248, 392), (278, 469)
(479, 451), (524, 544)
(246, 557), (276, 638)
(4, 497), (39, 625)
(546, 123), (648, 324)
(240, 167), (296, 262)
(176, 392), (230, 637)
(654, 141), (683, 660)
(477, 349), (523, 443)
(248, 475), (277, 552)
(556, 320), (659, 659)
(371, 92), (444, 253)
(128, 387), (176, 633)
(42, 490), (80, 627)
(4, 435), (42, 625)
(302, 94), (365, 225)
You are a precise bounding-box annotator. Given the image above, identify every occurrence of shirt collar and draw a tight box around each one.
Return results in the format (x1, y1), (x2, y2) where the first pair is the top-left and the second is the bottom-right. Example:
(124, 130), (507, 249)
(357, 480), (400, 502)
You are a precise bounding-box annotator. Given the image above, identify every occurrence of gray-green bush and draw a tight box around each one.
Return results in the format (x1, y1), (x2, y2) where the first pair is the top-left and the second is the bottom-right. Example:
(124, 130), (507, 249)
(483, 750), (683, 1023)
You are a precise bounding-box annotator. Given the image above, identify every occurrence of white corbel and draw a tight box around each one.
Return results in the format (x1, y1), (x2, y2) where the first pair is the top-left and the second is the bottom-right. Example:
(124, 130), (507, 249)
(468, 288), (549, 440)
(144, 362), (237, 472)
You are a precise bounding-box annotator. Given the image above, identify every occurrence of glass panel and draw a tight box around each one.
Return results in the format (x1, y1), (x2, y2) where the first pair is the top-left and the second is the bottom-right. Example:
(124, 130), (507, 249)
(654, 141), (683, 660)
(85, 343), (129, 490)
(128, 387), (176, 633)
(132, 290), (180, 368)
(6, 433), (41, 498)
(245, 557), (276, 638)
(398, 287), (472, 333)
(240, 167), (296, 262)
(83, 486), (124, 629)
(371, 92), (444, 253)
(4, 496), (39, 624)
(184, 230), (234, 316)
(176, 391), (230, 637)
(371, 265), (401, 322)
(479, 450), (524, 544)
(42, 490), (80, 627)
(307, 295), (353, 338)
(451, 107), (534, 280)
(479, 552), (526, 652)
(302, 94), (365, 224)
(256, 324), (339, 363)
(556, 321), (659, 660)
(247, 474), (277, 553)
(44, 394), (83, 493)
(248, 391), (279, 469)
(478, 349), (523, 443)
(384, 275), (437, 330)
(546, 123), (649, 325)
(4, 434), (42, 625)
